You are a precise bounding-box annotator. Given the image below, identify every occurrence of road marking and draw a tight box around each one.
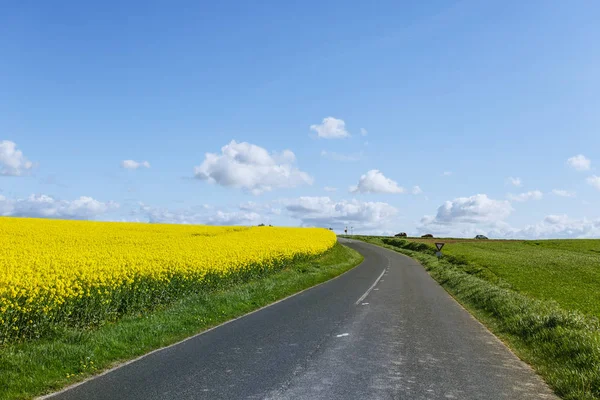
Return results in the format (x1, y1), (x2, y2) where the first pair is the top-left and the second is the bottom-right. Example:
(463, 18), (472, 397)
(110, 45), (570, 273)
(40, 241), (364, 399)
(336, 333), (349, 337)
(355, 268), (386, 305)
(361, 302), (369, 305)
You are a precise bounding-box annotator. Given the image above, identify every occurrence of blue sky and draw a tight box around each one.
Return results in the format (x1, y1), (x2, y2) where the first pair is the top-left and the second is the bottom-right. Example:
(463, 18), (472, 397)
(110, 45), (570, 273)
(1, 0), (600, 237)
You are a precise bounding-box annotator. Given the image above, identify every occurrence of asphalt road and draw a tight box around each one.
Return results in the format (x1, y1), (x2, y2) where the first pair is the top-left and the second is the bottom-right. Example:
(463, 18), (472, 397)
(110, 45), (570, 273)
(45, 239), (557, 400)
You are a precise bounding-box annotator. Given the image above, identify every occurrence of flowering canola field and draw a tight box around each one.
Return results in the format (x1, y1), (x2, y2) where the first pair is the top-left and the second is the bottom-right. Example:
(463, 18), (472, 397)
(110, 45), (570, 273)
(0, 217), (337, 342)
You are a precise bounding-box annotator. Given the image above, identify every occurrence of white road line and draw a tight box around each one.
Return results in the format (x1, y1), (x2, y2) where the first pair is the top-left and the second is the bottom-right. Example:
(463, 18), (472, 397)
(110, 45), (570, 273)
(39, 243), (363, 399)
(355, 269), (386, 305)
(361, 302), (369, 305)
(336, 333), (349, 337)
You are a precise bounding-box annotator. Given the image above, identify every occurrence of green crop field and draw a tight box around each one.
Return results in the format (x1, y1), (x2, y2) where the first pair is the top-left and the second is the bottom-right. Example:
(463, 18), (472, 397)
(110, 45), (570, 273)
(412, 238), (600, 318)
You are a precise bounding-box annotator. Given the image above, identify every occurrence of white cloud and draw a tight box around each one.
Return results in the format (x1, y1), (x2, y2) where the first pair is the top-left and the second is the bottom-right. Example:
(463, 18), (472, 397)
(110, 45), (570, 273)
(135, 203), (263, 225)
(324, 186), (337, 192)
(587, 175), (600, 190)
(420, 213), (600, 239)
(360, 128), (368, 136)
(320, 150), (363, 162)
(238, 201), (260, 212)
(238, 201), (281, 215)
(418, 192), (600, 239)
(507, 190), (543, 202)
(0, 140), (34, 176)
(206, 211), (263, 225)
(412, 186), (423, 195)
(350, 170), (404, 194)
(0, 194), (118, 219)
(193, 140), (313, 195)
(310, 117), (349, 139)
(552, 189), (576, 197)
(442, 171), (452, 176)
(567, 154), (591, 171)
(507, 177), (522, 187)
(422, 194), (513, 226)
(134, 204), (205, 224)
(418, 220), (514, 239)
(121, 160), (151, 169)
(286, 196), (398, 231)
(513, 215), (600, 239)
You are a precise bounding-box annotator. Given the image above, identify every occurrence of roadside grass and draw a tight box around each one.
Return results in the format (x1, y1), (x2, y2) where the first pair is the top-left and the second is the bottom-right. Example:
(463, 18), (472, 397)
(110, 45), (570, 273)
(351, 236), (600, 400)
(0, 243), (362, 400)
(408, 238), (600, 317)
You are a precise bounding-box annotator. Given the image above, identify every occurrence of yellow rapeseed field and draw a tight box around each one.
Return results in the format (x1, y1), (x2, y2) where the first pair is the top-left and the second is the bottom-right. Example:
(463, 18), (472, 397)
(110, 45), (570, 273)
(0, 217), (337, 342)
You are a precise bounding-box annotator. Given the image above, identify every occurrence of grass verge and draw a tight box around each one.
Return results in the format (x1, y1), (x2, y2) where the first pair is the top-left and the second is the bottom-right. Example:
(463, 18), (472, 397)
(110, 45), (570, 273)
(352, 236), (600, 400)
(0, 243), (362, 400)
(403, 237), (600, 317)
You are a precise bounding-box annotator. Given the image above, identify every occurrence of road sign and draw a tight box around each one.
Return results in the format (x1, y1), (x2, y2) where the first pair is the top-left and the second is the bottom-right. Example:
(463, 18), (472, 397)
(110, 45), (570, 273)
(435, 242), (445, 251)
(436, 251), (442, 258)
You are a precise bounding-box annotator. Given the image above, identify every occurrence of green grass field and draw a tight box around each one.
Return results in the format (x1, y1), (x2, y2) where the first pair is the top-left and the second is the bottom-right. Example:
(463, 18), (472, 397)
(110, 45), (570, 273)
(414, 238), (600, 318)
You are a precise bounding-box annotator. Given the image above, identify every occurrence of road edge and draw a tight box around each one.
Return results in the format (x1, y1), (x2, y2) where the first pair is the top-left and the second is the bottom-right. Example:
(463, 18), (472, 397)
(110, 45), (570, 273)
(37, 243), (363, 400)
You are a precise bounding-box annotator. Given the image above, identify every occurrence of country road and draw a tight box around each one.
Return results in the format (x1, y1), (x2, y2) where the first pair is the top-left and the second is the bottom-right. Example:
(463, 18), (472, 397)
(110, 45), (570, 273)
(45, 239), (557, 400)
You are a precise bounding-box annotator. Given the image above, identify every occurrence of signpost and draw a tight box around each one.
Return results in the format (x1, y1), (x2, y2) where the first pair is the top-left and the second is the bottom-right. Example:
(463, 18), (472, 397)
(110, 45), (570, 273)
(435, 242), (445, 259)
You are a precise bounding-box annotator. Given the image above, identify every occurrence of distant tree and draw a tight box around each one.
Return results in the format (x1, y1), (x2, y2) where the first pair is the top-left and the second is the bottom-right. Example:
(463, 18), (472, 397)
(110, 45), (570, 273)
(421, 234), (434, 238)
(395, 232), (407, 237)
(258, 223), (265, 227)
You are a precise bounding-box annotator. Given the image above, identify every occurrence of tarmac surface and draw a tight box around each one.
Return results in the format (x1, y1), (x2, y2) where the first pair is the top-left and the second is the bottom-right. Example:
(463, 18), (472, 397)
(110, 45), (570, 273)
(47, 239), (557, 400)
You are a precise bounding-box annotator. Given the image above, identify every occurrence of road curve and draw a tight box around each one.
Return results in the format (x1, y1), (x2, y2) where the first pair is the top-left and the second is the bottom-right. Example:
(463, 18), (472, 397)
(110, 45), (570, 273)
(45, 239), (557, 400)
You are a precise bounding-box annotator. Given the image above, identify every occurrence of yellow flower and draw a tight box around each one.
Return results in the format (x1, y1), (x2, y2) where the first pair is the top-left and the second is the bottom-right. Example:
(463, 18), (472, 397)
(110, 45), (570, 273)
(0, 217), (336, 341)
